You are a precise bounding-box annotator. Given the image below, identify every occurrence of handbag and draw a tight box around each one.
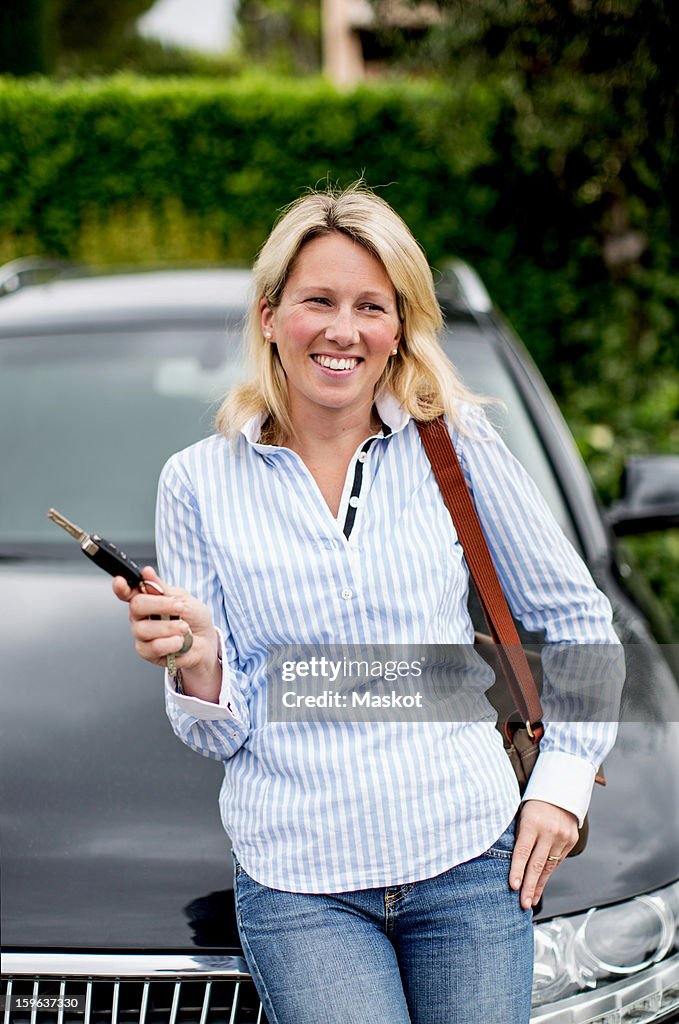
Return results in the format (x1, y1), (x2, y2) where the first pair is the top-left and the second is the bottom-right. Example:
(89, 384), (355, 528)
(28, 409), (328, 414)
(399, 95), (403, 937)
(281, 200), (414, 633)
(416, 415), (603, 857)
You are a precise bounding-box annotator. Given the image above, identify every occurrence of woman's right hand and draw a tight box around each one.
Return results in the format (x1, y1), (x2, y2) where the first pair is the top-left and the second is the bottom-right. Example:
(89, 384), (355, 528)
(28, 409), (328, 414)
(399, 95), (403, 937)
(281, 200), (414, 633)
(112, 565), (222, 702)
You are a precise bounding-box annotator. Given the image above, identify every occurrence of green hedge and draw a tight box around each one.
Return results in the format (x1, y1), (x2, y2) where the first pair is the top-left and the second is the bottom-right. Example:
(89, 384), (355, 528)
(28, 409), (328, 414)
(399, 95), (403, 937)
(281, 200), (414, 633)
(0, 75), (502, 265)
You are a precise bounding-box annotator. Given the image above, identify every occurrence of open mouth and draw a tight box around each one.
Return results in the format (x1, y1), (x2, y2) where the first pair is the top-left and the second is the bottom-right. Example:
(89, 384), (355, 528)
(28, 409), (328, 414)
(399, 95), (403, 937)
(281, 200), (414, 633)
(311, 354), (362, 372)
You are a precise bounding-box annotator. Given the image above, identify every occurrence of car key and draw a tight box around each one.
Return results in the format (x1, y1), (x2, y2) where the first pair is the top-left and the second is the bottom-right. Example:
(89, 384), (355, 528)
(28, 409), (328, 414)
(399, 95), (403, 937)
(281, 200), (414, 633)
(46, 508), (192, 676)
(47, 507), (151, 590)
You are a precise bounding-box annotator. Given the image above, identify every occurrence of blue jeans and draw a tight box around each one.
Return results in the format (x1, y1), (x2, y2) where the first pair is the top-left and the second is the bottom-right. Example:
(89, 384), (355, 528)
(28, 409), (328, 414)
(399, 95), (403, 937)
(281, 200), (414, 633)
(233, 820), (534, 1024)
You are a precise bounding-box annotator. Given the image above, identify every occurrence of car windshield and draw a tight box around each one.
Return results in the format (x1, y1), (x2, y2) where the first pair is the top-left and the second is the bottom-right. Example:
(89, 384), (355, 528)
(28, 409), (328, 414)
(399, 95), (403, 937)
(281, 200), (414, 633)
(0, 322), (572, 552)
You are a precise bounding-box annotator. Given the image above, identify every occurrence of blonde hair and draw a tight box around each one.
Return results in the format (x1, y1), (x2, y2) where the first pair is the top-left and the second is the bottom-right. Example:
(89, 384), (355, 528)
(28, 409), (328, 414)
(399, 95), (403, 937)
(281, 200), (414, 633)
(216, 182), (482, 443)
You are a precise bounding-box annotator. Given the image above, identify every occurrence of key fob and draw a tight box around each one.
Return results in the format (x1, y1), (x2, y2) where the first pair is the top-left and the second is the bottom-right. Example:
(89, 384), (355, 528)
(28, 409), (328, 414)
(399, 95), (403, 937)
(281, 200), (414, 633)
(86, 536), (145, 589)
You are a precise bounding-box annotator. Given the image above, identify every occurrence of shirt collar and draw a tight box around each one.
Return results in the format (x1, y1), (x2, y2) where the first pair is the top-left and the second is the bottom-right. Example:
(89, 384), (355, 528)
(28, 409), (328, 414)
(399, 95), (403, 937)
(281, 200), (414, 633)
(241, 390), (411, 450)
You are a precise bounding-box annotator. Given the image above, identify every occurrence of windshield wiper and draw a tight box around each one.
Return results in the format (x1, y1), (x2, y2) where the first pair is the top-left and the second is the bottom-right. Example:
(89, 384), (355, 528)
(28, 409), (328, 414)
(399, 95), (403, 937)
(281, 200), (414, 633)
(0, 541), (156, 562)
(0, 542), (90, 561)
(0, 546), (45, 560)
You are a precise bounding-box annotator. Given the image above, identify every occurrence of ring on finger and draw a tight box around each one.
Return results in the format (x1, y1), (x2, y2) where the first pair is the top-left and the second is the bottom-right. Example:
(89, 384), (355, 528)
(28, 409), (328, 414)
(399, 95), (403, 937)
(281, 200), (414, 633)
(547, 854), (562, 863)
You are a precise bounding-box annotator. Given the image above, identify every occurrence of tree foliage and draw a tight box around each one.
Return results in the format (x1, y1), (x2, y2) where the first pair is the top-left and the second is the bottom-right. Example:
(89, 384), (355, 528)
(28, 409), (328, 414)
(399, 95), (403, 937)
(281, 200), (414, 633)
(55, 0), (157, 54)
(396, 0), (677, 257)
(236, 0), (321, 72)
(0, 0), (157, 75)
(0, 0), (55, 74)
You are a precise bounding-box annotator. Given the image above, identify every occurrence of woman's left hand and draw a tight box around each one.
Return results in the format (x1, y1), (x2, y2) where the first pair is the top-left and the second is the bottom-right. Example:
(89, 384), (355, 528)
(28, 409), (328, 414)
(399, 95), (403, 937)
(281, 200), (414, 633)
(510, 800), (580, 910)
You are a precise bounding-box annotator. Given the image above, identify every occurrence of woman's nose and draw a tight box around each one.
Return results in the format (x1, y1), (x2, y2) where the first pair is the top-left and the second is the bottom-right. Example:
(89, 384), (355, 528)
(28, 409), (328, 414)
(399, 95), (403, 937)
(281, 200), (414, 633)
(324, 306), (358, 346)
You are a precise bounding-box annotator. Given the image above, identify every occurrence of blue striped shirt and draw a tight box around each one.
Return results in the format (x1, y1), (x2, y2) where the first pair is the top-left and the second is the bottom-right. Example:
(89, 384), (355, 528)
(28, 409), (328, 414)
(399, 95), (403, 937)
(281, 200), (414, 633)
(159, 393), (620, 893)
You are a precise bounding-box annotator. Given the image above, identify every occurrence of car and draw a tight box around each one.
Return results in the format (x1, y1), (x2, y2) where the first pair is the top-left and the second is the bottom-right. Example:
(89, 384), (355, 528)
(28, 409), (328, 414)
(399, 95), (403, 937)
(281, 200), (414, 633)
(1, 256), (679, 1024)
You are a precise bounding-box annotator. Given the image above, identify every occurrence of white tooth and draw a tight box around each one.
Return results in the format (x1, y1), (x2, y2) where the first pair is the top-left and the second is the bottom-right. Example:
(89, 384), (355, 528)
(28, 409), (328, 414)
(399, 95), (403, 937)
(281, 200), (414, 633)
(313, 355), (358, 369)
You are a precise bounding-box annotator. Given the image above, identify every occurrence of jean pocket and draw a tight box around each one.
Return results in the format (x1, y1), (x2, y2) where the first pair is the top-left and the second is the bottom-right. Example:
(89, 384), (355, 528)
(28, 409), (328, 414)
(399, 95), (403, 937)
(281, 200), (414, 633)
(482, 819), (516, 860)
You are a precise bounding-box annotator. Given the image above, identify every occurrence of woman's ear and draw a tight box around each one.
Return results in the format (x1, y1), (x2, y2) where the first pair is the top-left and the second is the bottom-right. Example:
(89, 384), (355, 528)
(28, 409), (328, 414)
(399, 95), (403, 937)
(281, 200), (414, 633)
(259, 297), (275, 340)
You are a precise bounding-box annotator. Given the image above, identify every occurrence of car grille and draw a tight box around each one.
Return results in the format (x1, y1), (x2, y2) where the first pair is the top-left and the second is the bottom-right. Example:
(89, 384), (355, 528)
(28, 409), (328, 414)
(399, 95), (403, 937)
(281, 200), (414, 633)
(1, 955), (267, 1024)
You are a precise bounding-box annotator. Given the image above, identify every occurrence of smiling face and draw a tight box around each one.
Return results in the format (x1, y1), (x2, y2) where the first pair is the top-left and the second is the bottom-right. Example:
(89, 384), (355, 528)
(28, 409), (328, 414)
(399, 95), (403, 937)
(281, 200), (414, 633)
(260, 232), (401, 436)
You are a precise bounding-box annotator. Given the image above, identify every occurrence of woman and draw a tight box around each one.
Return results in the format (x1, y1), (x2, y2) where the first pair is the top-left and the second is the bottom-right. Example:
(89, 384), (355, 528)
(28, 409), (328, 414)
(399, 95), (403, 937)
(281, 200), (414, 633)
(114, 183), (619, 1024)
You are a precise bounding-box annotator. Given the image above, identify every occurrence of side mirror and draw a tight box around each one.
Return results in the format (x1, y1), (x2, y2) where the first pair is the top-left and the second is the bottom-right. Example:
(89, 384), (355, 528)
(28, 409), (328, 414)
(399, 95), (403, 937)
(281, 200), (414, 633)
(607, 456), (679, 536)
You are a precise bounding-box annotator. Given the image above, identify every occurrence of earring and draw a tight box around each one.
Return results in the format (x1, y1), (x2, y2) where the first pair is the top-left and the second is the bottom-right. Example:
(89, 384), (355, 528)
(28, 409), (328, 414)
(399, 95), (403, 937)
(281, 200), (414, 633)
(264, 331), (272, 340)
(391, 347), (398, 356)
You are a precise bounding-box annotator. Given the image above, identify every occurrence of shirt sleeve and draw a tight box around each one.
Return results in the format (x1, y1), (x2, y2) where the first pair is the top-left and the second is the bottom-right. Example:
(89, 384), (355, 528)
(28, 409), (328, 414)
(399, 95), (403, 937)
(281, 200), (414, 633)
(156, 453), (251, 762)
(453, 405), (625, 826)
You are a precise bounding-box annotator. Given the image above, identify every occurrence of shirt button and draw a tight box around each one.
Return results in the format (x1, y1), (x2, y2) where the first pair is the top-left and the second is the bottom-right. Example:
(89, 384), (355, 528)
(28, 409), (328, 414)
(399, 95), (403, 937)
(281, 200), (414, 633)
(341, 587), (353, 600)
(358, 452), (367, 463)
(348, 496), (360, 508)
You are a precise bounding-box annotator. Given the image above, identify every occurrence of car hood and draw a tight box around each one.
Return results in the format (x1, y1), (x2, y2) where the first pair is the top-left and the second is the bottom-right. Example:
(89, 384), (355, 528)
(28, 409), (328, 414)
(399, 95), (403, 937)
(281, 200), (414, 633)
(2, 565), (679, 949)
(1, 564), (238, 951)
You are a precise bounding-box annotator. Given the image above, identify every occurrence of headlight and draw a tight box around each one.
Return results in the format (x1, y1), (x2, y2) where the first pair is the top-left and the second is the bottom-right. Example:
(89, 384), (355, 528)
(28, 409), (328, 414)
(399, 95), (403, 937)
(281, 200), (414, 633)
(533, 879), (679, 1020)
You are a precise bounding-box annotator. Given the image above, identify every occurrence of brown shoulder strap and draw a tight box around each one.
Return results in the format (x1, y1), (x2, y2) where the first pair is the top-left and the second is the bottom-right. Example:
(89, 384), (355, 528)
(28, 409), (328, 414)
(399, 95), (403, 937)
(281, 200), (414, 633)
(416, 416), (544, 737)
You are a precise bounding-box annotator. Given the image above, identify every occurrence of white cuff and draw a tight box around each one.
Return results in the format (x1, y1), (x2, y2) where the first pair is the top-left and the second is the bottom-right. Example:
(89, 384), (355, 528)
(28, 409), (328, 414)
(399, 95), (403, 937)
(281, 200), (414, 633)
(521, 750), (596, 827)
(164, 628), (242, 722)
